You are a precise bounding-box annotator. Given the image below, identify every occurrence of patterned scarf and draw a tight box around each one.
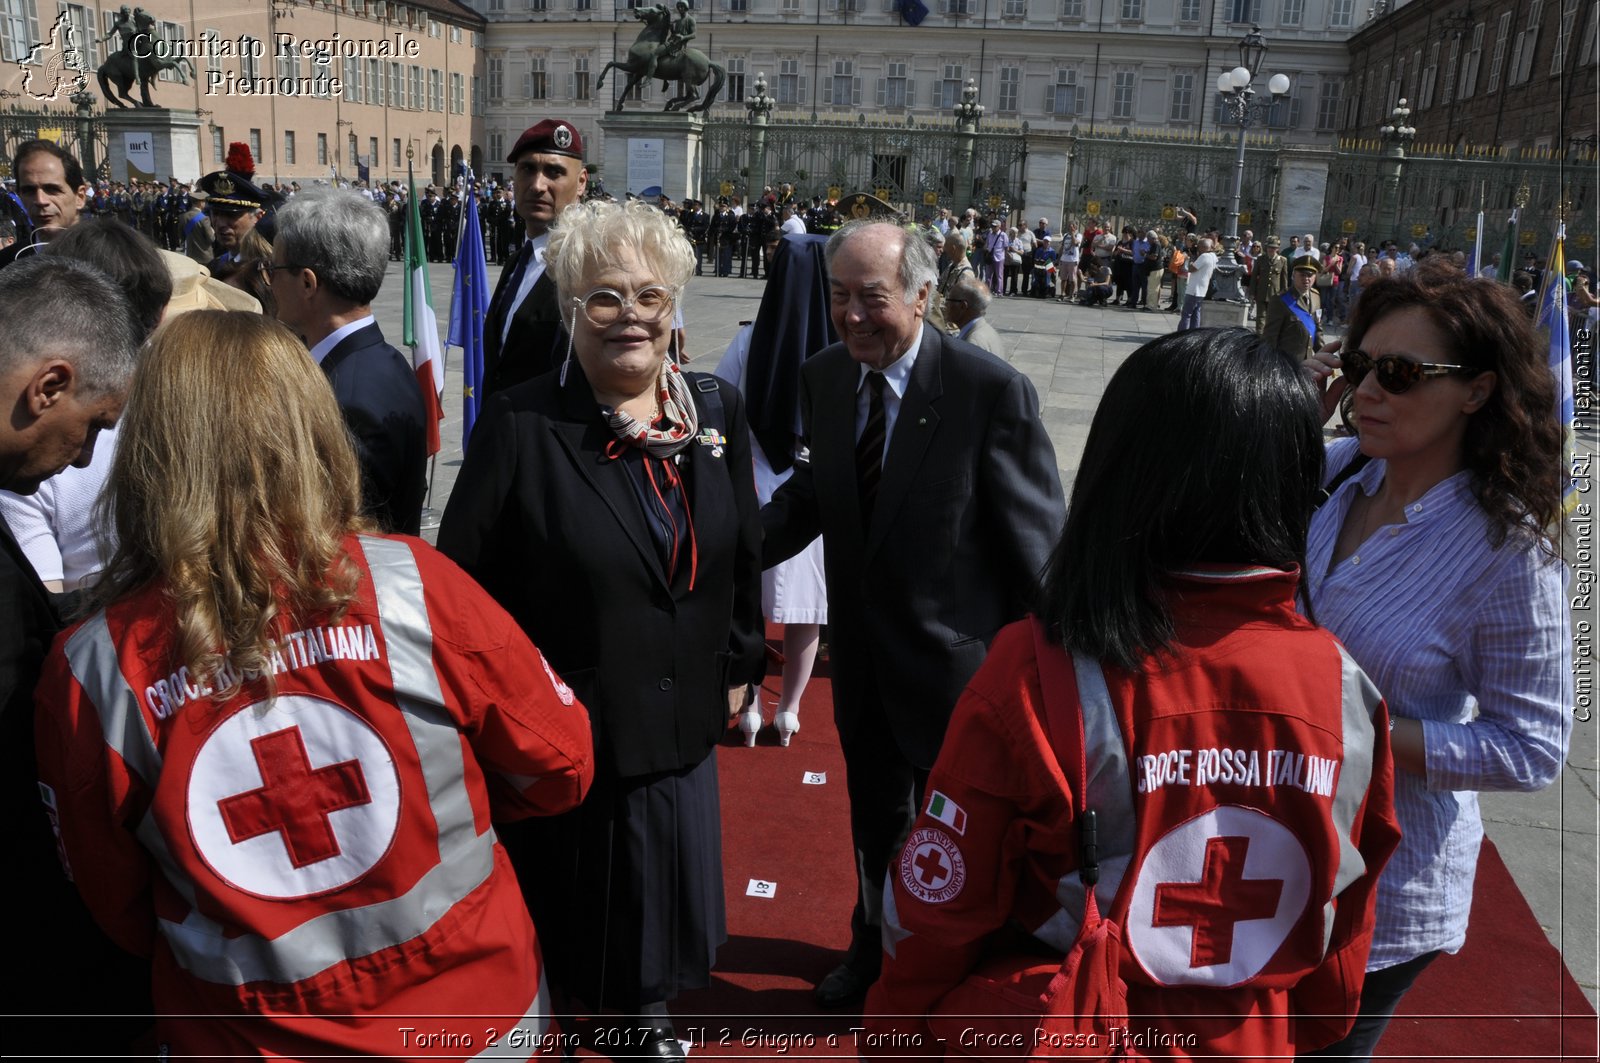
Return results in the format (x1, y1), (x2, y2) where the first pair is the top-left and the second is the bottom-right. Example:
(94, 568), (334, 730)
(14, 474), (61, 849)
(603, 359), (700, 459)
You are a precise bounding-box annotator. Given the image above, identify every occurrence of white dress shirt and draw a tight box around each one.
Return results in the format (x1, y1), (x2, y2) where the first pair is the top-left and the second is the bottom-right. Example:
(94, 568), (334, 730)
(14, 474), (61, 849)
(854, 334), (922, 466)
(502, 232), (551, 343)
(307, 314), (377, 366)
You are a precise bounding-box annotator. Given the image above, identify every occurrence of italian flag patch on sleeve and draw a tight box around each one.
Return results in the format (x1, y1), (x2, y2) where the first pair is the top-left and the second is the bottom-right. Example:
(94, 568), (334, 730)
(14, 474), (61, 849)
(926, 791), (967, 835)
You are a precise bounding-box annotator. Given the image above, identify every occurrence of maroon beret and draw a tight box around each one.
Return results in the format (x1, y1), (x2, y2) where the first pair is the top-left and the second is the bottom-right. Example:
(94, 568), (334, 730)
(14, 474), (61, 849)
(507, 119), (584, 162)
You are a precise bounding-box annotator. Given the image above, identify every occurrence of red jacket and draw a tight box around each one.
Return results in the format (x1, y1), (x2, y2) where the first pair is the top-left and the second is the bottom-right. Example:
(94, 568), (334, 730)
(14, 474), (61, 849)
(35, 535), (594, 1060)
(866, 567), (1400, 1059)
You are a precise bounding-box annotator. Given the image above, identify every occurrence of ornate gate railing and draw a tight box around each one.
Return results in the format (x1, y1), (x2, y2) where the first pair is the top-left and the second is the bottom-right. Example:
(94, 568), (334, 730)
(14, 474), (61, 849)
(1323, 140), (1597, 260)
(700, 115), (1027, 218)
(1061, 128), (1283, 239)
(0, 102), (108, 183)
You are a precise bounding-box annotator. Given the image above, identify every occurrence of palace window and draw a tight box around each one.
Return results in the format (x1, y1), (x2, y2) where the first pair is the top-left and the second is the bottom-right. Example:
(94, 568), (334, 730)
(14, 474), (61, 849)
(997, 64), (1020, 113)
(1169, 70), (1195, 122)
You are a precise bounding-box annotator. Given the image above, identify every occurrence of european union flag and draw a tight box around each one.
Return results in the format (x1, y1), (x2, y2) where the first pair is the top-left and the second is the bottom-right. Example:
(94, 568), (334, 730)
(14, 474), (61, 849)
(448, 173), (491, 446)
(897, 0), (929, 25)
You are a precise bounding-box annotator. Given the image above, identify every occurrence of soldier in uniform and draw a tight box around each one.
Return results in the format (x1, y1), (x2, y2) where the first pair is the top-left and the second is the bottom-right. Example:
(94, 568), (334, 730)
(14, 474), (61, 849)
(1249, 235), (1291, 335)
(194, 168), (269, 274)
(440, 188), (462, 262)
(420, 187), (444, 262)
(387, 185), (406, 260)
(1260, 257), (1323, 361)
(179, 188), (214, 266)
(709, 196), (736, 277)
(681, 198), (709, 275)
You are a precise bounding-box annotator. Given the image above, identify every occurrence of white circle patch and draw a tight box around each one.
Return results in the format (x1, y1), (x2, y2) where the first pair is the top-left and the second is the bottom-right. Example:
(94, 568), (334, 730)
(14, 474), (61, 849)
(539, 651), (575, 705)
(1126, 805), (1311, 988)
(899, 827), (966, 904)
(187, 694), (401, 900)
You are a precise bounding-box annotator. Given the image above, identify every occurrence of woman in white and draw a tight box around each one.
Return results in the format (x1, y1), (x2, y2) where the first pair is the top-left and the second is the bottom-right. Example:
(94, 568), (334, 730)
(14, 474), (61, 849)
(715, 232), (832, 747)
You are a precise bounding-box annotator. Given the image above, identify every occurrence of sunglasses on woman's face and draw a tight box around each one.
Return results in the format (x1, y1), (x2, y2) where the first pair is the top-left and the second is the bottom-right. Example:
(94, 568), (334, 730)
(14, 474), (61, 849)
(1342, 349), (1482, 395)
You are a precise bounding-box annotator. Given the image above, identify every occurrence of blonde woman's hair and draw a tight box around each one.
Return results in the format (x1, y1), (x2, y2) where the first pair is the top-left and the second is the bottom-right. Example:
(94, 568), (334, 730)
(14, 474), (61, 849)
(90, 311), (370, 698)
(545, 198), (696, 304)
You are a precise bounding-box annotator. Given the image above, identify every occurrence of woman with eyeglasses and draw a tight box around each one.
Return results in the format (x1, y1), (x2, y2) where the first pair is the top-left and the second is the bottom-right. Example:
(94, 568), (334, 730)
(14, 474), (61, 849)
(438, 198), (764, 1058)
(1300, 261), (1571, 1062)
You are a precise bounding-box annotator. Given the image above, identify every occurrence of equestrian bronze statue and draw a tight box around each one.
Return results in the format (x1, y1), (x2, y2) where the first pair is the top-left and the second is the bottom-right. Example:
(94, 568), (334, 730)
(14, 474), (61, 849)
(596, 3), (726, 114)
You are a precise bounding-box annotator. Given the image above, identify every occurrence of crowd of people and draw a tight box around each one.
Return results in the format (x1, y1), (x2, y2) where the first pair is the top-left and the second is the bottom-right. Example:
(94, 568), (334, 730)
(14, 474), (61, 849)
(0, 115), (1578, 1063)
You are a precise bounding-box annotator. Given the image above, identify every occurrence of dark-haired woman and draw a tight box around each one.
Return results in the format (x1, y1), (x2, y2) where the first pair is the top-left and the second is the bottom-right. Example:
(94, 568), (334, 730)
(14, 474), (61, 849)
(1300, 263), (1571, 1062)
(864, 327), (1400, 1059)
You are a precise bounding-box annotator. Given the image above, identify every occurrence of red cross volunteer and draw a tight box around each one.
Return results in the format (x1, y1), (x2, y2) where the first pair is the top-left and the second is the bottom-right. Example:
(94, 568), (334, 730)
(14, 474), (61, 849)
(34, 535), (594, 1059)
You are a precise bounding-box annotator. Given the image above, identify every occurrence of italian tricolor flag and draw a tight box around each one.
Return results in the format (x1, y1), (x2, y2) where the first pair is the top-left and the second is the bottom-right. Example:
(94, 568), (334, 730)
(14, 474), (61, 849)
(926, 791), (967, 835)
(403, 163), (444, 456)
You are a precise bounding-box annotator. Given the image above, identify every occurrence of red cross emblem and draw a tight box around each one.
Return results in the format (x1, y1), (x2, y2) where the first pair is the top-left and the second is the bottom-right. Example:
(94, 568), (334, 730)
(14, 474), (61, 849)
(899, 827), (966, 904)
(187, 694), (401, 900)
(1126, 805), (1312, 987)
(913, 846), (951, 888)
(217, 727), (373, 869)
(1152, 836), (1284, 967)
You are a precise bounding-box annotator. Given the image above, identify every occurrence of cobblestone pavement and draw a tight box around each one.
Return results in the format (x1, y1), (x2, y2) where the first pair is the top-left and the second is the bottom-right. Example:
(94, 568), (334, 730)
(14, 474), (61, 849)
(374, 259), (1598, 1009)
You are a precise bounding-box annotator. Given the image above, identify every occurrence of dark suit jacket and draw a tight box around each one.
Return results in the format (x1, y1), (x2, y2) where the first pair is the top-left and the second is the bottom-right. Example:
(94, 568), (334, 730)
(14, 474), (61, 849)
(762, 324), (1065, 769)
(320, 321), (429, 535)
(2, 520), (151, 1041)
(484, 252), (566, 398)
(436, 365), (766, 779)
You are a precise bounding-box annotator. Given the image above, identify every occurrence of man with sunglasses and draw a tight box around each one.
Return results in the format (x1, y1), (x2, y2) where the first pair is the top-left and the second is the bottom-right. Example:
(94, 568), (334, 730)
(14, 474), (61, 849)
(1261, 257), (1324, 362)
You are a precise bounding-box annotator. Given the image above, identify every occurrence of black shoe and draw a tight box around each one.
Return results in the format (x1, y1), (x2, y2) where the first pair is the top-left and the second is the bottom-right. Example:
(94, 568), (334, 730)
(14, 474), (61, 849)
(813, 962), (874, 1009)
(637, 1026), (685, 1059)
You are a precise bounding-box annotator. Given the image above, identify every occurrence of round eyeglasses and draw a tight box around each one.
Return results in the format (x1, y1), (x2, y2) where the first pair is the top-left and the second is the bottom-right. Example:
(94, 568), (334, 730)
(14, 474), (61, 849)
(1342, 349), (1483, 395)
(572, 285), (677, 326)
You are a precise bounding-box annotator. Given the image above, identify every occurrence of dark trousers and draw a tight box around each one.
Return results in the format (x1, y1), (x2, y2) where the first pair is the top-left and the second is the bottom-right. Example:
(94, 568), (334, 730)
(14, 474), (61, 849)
(1300, 950), (1441, 1062)
(1130, 266), (1150, 306)
(839, 692), (929, 974)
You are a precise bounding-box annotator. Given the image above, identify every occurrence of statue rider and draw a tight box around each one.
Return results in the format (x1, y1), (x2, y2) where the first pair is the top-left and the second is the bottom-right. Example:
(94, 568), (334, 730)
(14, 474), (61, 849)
(102, 5), (140, 85)
(659, 1), (695, 87)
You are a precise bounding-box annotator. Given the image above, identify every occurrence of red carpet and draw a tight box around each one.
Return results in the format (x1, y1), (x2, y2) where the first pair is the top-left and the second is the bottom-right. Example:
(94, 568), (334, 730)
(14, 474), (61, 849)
(665, 646), (1597, 1060)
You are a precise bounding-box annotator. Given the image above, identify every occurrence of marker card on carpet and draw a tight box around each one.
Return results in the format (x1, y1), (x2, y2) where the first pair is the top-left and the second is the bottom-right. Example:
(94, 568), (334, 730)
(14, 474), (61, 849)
(746, 879), (777, 899)
(803, 771), (827, 785)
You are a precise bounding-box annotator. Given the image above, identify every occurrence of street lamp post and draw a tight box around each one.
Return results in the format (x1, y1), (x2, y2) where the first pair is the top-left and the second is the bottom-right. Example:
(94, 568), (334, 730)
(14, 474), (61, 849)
(953, 79), (983, 213)
(1209, 25), (1290, 309)
(1377, 98), (1416, 246)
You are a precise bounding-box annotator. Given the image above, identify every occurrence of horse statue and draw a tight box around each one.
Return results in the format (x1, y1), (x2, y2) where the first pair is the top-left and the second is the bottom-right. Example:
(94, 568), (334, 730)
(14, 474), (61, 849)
(596, 4), (725, 114)
(97, 9), (193, 109)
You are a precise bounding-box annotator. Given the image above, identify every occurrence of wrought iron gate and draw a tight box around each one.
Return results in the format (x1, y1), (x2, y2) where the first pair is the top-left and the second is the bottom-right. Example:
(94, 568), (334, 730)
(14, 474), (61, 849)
(1323, 141), (1597, 259)
(1061, 129), (1282, 238)
(700, 114), (1027, 217)
(0, 102), (108, 182)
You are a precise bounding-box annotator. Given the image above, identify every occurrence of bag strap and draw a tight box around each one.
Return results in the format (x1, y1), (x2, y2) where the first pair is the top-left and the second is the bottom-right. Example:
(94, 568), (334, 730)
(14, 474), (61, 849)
(1314, 451), (1372, 511)
(1029, 617), (1102, 917)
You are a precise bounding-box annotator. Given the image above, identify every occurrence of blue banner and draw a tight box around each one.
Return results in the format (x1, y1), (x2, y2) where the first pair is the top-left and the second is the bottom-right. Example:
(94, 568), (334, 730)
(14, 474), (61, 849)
(897, 0), (929, 25)
(448, 174), (491, 446)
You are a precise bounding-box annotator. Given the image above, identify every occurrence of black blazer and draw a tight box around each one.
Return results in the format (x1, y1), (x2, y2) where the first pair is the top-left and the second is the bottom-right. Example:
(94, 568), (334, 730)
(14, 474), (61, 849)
(320, 321), (429, 536)
(436, 365), (766, 778)
(2, 521), (151, 1038)
(484, 255), (567, 398)
(762, 324), (1066, 769)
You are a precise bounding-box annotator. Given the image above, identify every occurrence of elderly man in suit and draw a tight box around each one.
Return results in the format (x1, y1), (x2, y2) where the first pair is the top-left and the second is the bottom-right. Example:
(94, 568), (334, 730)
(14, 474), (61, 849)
(270, 186), (428, 534)
(941, 274), (1006, 358)
(762, 220), (1065, 1009)
(484, 119), (589, 397)
(1260, 257), (1324, 361)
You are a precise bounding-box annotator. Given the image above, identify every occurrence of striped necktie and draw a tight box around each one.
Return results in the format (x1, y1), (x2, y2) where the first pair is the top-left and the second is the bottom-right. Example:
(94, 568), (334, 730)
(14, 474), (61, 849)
(856, 371), (887, 527)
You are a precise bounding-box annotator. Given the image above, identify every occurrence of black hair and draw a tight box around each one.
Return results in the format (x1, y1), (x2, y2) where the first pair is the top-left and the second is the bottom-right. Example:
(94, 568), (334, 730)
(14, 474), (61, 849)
(45, 218), (172, 339)
(1037, 327), (1325, 671)
(14, 139), (86, 192)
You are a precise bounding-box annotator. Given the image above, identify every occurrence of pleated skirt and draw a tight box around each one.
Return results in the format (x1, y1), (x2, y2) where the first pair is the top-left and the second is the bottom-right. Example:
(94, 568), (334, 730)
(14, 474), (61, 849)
(500, 749), (727, 1014)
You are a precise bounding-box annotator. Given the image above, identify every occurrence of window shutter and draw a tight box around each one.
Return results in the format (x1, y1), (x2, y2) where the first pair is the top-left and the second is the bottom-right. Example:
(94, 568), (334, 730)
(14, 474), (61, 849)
(876, 77), (886, 105)
(853, 75), (862, 105)
(907, 78), (915, 106)
(798, 73), (807, 103)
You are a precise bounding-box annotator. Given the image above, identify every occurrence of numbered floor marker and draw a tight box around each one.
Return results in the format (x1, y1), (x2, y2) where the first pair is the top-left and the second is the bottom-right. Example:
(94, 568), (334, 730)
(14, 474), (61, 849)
(746, 878), (778, 899)
(802, 771), (827, 785)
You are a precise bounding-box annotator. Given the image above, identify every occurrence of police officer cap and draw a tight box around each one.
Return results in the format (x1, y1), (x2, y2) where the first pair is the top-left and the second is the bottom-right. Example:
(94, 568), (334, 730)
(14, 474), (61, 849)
(508, 119), (584, 163)
(840, 191), (901, 222)
(1265, 235), (1281, 247)
(1291, 258), (1320, 274)
(195, 169), (267, 213)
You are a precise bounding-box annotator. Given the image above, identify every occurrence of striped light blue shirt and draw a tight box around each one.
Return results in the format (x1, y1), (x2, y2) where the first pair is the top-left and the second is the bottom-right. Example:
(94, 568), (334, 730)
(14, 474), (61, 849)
(1303, 437), (1572, 971)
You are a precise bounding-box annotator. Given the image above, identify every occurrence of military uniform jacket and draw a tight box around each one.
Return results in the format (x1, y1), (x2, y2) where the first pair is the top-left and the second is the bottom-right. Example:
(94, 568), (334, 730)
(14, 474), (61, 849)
(1251, 253), (1291, 302)
(1262, 288), (1324, 361)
